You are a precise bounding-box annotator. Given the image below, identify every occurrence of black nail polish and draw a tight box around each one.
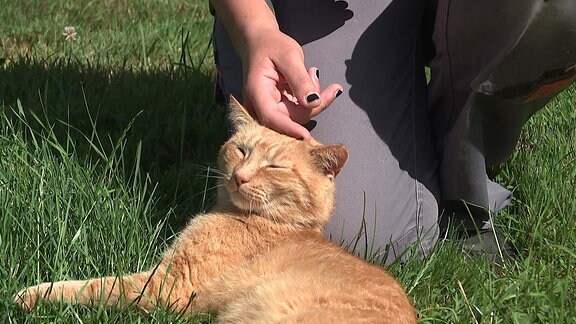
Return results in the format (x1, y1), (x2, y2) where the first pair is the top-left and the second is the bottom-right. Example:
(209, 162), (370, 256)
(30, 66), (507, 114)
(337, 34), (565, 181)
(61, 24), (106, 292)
(315, 69), (320, 79)
(306, 93), (320, 103)
(335, 89), (343, 98)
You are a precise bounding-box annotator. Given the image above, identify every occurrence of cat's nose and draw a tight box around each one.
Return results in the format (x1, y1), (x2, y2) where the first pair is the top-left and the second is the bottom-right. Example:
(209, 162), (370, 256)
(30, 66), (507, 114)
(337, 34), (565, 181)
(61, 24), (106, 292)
(234, 172), (249, 187)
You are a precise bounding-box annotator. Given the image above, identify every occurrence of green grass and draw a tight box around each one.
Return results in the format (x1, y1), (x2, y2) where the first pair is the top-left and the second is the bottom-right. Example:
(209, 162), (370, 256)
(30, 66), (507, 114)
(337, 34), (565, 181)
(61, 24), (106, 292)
(1, 0), (576, 322)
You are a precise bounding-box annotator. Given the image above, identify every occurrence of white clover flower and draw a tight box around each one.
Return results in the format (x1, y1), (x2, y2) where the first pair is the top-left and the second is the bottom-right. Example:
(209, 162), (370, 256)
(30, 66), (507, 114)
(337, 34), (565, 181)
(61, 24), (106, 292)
(63, 26), (77, 41)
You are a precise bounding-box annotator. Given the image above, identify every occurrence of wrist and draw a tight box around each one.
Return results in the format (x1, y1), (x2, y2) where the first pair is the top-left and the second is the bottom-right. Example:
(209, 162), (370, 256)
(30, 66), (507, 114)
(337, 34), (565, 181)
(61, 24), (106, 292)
(238, 25), (282, 60)
(210, 0), (279, 57)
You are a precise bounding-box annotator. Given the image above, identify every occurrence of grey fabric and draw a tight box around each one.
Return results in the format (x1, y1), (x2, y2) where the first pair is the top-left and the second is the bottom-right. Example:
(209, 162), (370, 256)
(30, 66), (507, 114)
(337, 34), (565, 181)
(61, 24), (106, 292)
(211, 0), (576, 263)
(278, 0), (439, 263)
(429, 0), (576, 230)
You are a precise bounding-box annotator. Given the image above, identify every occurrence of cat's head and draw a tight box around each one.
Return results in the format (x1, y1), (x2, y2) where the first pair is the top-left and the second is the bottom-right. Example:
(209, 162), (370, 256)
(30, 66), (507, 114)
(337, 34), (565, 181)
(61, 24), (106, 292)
(217, 96), (349, 230)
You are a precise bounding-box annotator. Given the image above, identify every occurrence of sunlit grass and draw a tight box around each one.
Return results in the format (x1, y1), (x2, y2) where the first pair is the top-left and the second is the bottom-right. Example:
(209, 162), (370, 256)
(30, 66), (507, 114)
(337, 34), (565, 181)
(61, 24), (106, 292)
(1, 0), (576, 322)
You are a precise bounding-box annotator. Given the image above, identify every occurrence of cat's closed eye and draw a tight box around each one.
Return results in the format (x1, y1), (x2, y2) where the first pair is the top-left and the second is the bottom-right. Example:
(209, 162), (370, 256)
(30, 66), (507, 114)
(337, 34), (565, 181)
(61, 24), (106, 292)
(264, 163), (290, 170)
(236, 145), (247, 158)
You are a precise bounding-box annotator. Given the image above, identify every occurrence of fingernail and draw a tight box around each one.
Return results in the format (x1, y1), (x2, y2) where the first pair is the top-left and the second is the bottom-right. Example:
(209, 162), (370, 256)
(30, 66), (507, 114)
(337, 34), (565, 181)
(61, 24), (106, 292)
(335, 89), (343, 98)
(315, 69), (320, 79)
(306, 93), (320, 103)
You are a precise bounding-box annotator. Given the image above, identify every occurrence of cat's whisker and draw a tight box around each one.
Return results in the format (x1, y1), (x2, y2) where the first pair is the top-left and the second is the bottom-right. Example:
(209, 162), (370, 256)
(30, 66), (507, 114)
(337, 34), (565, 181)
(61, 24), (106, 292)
(191, 166), (228, 179)
(262, 199), (284, 226)
(203, 184), (225, 192)
(197, 171), (227, 178)
(209, 167), (226, 173)
(188, 163), (225, 173)
(213, 183), (226, 188)
(248, 197), (255, 215)
(261, 201), (271, 218)
(205, 172), (229, 179)
(199, 176), (227, 182)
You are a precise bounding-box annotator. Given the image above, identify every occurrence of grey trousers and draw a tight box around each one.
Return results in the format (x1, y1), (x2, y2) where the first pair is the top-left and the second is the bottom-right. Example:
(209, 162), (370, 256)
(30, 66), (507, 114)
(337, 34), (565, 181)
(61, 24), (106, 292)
(211, 0), (576, 263)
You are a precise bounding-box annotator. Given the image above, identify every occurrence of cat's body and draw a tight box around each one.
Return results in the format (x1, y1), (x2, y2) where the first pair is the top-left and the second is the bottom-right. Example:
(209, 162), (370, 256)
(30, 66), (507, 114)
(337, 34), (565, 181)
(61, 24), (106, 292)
(15, 97), (417, 323)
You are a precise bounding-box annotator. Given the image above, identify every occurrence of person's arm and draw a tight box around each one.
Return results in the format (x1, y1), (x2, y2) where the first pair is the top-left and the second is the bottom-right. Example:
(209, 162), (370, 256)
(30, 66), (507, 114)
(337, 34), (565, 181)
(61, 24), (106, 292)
(210, 0), (278, 58)
(210, 0), (342, 139)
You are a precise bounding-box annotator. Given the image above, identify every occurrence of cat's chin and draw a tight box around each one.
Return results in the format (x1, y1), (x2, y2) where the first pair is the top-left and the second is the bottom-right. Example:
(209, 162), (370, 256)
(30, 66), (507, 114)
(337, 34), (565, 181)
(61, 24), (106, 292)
(228, 191), (261, 215)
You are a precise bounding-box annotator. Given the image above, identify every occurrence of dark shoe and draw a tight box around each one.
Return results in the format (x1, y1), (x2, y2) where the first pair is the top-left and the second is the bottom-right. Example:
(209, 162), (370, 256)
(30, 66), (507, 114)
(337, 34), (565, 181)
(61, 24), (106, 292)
(439, 201), (515, 265)
(456, 226), (515, 266)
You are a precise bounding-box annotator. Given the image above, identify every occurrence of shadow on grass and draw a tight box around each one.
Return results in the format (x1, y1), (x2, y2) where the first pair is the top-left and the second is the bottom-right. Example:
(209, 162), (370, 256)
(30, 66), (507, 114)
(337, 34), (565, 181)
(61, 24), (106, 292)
(0, 57), (228, 232)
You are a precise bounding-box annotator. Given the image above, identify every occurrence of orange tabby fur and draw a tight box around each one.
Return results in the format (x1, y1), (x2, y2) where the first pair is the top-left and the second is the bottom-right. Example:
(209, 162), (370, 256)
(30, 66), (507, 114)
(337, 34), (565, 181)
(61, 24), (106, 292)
(14, 97), (417, 323)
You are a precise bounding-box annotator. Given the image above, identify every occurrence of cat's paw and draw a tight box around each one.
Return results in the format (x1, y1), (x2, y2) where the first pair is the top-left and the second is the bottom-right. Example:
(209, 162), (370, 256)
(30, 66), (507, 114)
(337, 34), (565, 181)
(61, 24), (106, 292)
(13, 283), (53, 311)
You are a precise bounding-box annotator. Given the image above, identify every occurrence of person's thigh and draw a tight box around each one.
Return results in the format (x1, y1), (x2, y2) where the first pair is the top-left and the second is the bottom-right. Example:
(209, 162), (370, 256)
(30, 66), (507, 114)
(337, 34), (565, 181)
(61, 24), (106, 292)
(277, 0), (440, 263)
(213, 0), (440, 263)
(429, 0), (576, 230)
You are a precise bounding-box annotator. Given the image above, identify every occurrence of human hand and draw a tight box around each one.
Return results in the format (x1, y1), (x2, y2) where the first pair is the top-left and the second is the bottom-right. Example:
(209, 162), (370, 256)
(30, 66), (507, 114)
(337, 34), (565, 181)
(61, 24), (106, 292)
(240, 28), (343, 140)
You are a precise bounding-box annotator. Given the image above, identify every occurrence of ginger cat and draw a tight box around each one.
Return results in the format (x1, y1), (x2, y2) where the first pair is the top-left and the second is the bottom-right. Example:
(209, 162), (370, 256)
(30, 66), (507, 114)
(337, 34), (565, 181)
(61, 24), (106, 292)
(14, 97), (417, 323)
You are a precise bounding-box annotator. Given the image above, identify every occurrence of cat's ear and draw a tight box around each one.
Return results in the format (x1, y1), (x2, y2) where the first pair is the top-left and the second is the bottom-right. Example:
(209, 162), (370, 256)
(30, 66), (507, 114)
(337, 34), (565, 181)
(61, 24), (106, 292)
(228, 95), (257, 130)
(310, 144), (349, 178)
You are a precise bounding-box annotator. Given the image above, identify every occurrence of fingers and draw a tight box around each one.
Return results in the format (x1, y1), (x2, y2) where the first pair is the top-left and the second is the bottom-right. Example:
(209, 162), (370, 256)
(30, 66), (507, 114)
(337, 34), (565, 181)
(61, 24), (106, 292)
(283, 83), (342, 123)
(283, 67), (342, 121)
(318, 83), (344, 112)
(244, 65), (343, 139)
(262, 111), (312, 140)
(307, 66), (343, 112)
(274, 50), (323, 109)
(245, 89), (312, 140)
(309, 67), (320, 89)
(241, 41), (344, 140)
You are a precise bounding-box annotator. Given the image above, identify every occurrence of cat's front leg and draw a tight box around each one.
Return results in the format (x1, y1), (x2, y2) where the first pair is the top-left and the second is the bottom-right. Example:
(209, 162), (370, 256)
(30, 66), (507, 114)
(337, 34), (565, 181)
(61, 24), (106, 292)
(14, 280), (93, 311)
(13, 270), (183, 312)
(13, 281), (81, 311)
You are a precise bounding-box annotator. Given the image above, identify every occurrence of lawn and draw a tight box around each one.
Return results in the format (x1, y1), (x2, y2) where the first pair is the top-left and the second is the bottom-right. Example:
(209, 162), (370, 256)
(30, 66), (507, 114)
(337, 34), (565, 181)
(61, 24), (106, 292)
(1, 0), (575, 322)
